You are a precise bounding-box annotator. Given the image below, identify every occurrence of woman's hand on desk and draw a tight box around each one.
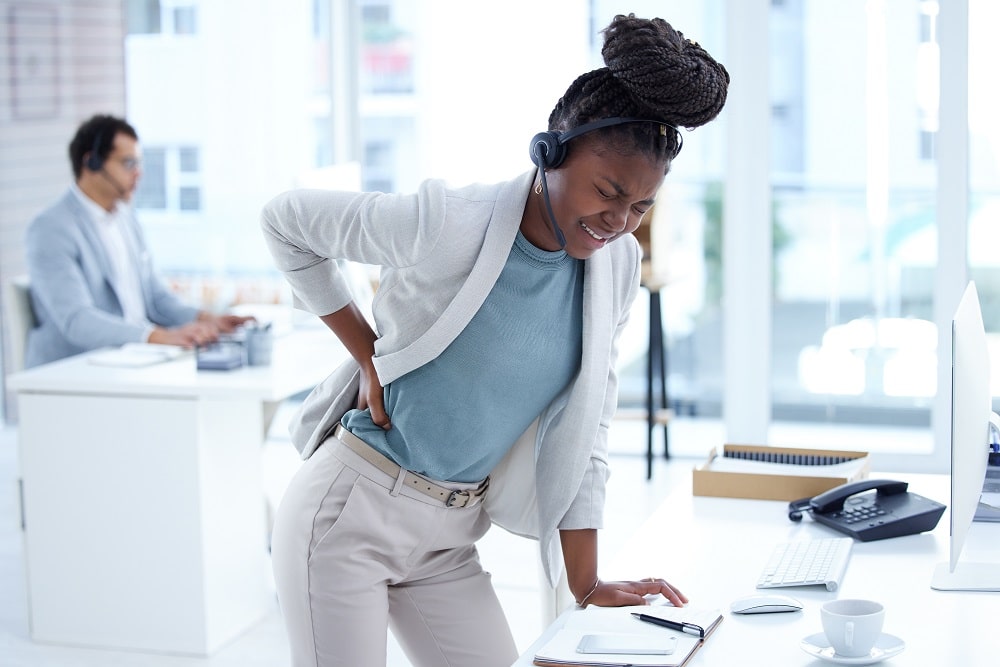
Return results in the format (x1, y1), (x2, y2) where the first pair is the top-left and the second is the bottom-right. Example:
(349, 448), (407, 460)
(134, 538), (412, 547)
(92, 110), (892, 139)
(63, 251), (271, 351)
(585, 578), (688, 608)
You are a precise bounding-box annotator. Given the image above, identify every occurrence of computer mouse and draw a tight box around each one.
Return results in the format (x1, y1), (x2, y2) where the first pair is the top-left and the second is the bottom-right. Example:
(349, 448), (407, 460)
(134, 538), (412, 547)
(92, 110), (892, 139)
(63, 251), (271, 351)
(729, 594), (803, 614)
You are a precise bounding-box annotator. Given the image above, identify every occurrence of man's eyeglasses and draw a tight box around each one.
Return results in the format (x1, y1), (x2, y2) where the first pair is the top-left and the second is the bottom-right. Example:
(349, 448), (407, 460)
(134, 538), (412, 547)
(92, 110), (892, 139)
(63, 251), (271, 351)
(115, 157), (142, 172)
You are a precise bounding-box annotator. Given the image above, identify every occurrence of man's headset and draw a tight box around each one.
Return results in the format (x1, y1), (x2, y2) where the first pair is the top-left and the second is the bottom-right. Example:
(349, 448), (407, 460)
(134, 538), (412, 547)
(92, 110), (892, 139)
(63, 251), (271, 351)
(527, 117), (681, 248)
(85, 128), (108, 172)
(85, 127), (127, 198)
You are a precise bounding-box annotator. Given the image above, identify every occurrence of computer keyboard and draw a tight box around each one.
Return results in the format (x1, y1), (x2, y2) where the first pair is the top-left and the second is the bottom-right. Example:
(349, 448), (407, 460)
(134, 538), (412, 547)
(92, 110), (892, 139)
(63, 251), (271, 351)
(756, 537), (853, 592)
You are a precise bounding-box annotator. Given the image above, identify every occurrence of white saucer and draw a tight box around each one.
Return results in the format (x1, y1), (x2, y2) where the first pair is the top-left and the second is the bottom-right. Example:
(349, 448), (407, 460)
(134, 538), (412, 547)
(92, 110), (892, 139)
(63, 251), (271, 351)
(799, 632), (905, 665)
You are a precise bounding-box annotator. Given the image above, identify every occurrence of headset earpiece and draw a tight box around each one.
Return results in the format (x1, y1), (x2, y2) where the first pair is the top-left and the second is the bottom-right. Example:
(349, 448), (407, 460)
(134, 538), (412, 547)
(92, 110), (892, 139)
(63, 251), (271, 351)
(85, 129), (106, 172)
(528, 131), (566, 169)
(528, 117), (681, 171)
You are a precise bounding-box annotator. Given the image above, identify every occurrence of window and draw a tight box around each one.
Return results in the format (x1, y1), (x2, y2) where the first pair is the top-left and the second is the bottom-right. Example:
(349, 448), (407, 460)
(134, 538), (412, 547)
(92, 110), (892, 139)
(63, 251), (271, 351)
(363, 140), (394, 192)
(134, 147), (166, 209)
(969, 0), (1000, 399)
(359, 1), (413, 94)
(173, 6), (197, 34)
(761, 0), (943, 456)
(126, 0), (161, 34)
(920, 129), (935, 161)
(134, 146), (201, 213)
(178, 186), (200, 211)
(178, 146), (199, 172)
(124, 0), (197, 35)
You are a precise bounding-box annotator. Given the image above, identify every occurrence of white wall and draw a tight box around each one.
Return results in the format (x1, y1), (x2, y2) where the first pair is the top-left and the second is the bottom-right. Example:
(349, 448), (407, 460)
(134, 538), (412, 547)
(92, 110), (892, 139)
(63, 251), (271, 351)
(0, 0), (128, 419)
(413, 0), (591, 186)
(126, 0), (314, 274)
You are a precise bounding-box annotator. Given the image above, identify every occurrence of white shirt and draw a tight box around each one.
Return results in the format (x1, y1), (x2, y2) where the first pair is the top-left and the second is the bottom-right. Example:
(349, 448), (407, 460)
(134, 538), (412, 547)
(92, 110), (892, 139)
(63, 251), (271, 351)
(71, 184), (152, 334)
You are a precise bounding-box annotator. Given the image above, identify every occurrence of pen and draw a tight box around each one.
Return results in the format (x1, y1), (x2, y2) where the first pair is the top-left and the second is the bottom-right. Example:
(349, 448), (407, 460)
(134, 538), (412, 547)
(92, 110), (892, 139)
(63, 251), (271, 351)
(631, 613), (705, 638)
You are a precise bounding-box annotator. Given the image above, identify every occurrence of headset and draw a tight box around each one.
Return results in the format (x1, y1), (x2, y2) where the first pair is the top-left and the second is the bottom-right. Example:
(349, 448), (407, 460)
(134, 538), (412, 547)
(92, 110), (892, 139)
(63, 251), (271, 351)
(528, 116), (681, 170)
(85, 127), (107, 172)
(527, 117), (681, 248)
(85, 125), (128, 198)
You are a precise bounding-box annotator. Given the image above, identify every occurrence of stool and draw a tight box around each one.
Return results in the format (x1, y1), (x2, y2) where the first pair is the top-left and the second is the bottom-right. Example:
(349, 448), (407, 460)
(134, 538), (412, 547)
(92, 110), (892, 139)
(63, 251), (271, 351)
(629, 211), (672, 479)
(643, 281), (672, 479)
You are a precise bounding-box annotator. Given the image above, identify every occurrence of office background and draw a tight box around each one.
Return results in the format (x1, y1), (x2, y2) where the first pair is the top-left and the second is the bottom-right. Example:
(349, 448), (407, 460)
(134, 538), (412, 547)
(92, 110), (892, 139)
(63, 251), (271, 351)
(0, 2), (998, 665)
(1, 1), (998, 470)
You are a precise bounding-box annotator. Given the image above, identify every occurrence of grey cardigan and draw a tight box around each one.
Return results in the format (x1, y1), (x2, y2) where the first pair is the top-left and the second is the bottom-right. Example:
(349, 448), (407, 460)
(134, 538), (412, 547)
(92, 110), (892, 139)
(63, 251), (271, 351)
(259, 169), (641, 585)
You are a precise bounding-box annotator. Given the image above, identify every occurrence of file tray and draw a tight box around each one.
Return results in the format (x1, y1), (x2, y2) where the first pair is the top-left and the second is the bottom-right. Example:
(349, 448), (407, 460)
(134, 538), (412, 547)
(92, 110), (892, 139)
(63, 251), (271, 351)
(692, 444), (870, 501)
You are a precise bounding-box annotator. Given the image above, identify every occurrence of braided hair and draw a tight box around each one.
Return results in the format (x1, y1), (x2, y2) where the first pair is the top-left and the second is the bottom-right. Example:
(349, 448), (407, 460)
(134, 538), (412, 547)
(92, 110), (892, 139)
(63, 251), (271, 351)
(548, 14), (730, 166)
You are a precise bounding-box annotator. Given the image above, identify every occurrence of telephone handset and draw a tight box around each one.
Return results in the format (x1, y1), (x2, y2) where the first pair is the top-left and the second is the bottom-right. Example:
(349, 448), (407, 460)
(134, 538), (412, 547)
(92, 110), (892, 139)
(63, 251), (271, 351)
(788, 478), (946, 542)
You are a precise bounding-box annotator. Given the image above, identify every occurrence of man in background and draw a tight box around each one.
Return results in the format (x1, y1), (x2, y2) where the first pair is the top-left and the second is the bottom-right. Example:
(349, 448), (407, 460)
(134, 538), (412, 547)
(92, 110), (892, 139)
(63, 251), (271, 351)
(24, 114), (252, 368)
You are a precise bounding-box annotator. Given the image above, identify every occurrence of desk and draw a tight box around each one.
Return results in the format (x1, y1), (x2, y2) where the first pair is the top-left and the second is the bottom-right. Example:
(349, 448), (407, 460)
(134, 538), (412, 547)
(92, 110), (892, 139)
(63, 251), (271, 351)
(9, 327), (346, 655)
(515, 473), (998, 666)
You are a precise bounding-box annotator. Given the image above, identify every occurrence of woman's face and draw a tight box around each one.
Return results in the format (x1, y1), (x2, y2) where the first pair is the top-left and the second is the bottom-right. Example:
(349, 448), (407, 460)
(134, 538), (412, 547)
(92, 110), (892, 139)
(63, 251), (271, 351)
(529, 139), (667, 260)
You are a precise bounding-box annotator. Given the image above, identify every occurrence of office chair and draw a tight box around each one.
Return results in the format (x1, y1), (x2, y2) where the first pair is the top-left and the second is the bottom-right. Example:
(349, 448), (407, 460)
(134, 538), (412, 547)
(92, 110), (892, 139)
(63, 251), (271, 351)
(3, 275), (37, 374)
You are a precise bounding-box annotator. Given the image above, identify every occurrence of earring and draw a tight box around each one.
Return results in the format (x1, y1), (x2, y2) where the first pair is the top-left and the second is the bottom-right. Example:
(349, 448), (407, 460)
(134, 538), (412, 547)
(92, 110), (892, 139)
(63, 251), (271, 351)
(534, 181), (543, 195)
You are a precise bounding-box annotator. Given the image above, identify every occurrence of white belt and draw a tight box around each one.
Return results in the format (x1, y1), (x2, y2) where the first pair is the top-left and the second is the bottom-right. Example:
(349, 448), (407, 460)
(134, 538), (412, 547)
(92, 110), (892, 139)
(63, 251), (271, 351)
(332, 424), (489, 508)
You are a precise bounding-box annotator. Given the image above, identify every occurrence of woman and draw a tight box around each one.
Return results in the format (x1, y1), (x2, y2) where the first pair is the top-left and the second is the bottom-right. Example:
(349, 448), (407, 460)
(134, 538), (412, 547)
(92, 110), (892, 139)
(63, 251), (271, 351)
(261, 14), (729, 667)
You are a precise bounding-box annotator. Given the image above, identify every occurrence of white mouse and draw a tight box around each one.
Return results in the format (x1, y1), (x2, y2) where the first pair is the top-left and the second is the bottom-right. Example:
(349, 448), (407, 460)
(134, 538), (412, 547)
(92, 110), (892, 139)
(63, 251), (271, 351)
(729, 594), (803, 614)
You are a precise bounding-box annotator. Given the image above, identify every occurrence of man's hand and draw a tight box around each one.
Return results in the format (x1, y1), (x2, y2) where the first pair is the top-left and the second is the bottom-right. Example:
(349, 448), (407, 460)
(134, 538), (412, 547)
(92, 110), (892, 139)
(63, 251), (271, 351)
(199, 312), (256, 333)
(148, 321), (220, 348)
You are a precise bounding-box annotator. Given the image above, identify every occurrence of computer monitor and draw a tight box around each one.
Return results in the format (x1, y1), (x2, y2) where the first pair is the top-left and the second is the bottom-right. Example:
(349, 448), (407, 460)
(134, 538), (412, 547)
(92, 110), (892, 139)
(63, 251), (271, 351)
(931, 281), (1000, 591)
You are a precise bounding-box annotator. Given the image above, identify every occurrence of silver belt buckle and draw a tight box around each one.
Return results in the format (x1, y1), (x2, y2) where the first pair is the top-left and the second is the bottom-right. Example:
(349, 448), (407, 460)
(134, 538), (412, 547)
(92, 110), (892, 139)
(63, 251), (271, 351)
(446, 489), (471, 508)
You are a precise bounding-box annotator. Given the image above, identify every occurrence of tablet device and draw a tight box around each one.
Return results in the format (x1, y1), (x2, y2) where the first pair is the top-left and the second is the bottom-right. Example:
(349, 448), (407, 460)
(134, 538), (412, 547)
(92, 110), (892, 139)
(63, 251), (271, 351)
(576, 633), (677, 655)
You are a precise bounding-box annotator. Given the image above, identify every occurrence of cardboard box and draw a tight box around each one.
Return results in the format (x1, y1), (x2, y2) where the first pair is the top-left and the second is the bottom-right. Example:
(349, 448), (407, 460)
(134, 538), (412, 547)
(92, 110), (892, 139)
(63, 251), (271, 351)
(692, 444), (871, 501)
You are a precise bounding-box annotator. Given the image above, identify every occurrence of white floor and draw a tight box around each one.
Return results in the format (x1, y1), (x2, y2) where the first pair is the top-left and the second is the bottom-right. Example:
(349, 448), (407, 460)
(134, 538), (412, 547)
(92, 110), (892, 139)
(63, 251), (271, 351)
(0, 407), (708, 667)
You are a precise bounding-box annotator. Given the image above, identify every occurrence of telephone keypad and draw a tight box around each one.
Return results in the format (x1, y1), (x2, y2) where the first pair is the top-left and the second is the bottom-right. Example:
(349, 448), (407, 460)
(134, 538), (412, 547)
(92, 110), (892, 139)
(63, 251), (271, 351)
(835, 502), (888, 524)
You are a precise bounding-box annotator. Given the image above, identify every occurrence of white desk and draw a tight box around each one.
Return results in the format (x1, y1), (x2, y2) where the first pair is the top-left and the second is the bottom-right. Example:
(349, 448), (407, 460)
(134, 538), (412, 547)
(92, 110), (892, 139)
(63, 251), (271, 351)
(9, 327), (347, 655)
(515, 473), (999, 666)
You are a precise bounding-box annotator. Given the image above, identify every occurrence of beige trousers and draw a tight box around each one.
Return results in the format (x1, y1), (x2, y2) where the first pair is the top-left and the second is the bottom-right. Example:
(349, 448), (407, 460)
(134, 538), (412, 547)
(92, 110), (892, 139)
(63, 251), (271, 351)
(271, 435), (519, 667)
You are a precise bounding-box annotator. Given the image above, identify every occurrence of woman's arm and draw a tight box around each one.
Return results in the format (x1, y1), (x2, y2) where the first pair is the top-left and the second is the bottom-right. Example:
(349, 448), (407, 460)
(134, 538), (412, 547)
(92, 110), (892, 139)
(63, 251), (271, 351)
(559, 528), (688, 607)
(319, 302), (389, 429)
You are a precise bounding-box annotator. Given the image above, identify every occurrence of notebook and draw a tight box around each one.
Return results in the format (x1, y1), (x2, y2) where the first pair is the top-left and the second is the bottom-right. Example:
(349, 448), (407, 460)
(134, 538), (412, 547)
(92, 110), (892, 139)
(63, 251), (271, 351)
(533, 604), (724, 667)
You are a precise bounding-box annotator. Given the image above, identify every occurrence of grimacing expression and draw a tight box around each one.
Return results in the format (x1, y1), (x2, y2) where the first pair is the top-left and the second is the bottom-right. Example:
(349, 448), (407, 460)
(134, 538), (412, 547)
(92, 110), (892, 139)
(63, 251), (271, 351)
(544, 141), (666, 260)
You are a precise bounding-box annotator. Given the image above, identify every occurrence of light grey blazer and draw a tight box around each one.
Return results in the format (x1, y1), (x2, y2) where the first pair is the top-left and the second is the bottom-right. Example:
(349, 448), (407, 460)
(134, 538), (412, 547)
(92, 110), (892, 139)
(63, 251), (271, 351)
(24, 189), (199, 368)
(260, 170), (642, 585)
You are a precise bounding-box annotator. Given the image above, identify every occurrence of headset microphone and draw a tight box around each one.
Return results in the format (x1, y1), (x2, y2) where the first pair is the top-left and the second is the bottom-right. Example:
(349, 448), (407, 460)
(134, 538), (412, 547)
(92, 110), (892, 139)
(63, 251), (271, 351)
(531, 145), (567, 249)
(97, 168), (128, 199)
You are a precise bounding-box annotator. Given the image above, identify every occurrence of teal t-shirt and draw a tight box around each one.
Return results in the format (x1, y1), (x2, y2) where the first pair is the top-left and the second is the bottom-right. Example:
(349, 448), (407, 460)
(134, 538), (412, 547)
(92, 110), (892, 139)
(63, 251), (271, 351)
(343, 231), (584, 482)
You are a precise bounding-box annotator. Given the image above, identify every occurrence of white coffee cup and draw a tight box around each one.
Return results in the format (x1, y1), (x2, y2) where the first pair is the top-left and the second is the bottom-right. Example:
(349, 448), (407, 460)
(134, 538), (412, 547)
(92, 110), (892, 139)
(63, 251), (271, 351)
(820, 599), (885, 658)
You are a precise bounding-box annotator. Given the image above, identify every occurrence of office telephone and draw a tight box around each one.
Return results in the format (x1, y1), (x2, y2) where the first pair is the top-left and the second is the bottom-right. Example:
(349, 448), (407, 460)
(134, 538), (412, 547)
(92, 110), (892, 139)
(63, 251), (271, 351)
(787, 478), (946, 542)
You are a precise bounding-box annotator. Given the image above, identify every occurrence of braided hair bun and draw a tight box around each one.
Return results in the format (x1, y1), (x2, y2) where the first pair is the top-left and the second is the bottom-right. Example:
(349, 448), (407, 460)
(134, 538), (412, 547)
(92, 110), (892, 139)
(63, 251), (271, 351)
(602, 14), (729, 130)
(547, 14), (729, 163)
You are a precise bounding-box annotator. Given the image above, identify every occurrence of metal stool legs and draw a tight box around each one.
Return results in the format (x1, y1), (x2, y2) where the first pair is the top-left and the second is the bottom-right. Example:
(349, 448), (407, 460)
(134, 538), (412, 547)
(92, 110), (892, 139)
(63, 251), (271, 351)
(645, 289), (670, 480)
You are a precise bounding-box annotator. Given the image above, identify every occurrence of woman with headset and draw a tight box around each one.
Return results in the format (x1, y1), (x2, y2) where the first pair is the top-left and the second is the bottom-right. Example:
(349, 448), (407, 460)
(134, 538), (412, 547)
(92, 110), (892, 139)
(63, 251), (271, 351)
(261, 14), (729, 667)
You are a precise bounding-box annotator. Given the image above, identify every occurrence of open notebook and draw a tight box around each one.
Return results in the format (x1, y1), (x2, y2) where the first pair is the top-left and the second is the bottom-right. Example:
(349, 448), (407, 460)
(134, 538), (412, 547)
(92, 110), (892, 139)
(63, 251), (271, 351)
(533, 604), (723, 667)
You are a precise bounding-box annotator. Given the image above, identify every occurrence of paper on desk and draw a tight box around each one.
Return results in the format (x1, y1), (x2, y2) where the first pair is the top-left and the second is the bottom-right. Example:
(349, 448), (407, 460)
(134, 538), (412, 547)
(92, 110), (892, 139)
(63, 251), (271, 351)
(88, 344), (190, 368)
(533, 604), (722, 667)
